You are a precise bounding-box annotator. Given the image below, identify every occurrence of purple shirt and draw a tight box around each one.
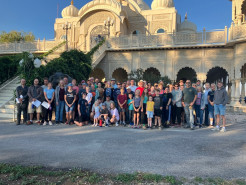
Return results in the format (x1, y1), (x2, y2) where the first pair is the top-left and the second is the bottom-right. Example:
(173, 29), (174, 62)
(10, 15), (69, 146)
(110, 108), (119, 121)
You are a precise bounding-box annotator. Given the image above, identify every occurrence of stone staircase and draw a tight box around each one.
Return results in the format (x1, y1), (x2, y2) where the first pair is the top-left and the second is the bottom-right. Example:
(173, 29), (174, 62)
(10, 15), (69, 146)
(0, 76), (20, 121)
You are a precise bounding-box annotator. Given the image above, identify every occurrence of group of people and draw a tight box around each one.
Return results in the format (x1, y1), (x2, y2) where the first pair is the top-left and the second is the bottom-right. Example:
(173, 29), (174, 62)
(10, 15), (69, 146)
(16, 76), (229, 132)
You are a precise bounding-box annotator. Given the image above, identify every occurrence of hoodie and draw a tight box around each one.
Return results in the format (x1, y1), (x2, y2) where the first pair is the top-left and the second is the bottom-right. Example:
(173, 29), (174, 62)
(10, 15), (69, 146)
(214, 86), (228, 106)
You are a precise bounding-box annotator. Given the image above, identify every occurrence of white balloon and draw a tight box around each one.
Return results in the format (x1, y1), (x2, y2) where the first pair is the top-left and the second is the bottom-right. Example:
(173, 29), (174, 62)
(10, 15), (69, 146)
(19, 59), (24, 66)
(28, 53), (34, 59)
(34, 58), (41, 68)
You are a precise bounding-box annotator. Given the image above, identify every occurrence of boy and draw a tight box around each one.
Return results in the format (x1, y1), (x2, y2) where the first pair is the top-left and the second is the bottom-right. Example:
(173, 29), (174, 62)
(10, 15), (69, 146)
(127, 93), (134, 126)
(117, 88), (127, 126)
(99, 103), (109, 127)
(75, 92), (88, 127)
(105, 95), (114, 111)
(154, 89), (163, 130)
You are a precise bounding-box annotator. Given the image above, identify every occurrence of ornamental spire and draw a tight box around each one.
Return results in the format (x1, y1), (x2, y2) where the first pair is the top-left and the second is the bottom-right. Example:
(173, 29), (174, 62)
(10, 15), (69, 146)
(71, 0), (74, 5)
(185, 12), (188, 20)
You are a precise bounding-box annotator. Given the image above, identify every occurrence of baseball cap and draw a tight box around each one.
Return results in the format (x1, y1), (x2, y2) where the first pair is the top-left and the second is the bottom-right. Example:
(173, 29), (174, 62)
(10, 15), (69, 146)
(68, 83), (73, 87)
(102, 103), (106, 106)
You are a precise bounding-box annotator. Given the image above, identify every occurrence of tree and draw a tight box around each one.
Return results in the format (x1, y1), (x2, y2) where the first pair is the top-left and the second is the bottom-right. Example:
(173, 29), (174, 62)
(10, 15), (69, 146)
(0, 31), (35, 43)
(128, 68), (144, 82)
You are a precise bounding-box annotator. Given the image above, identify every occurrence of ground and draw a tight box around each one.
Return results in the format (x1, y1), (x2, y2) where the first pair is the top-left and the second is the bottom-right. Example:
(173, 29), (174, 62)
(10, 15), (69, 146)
(0, 114), (246, 184)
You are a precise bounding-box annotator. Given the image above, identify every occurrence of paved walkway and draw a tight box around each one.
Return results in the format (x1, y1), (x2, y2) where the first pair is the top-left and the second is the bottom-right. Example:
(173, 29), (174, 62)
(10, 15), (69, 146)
(0, 120), (245, 179)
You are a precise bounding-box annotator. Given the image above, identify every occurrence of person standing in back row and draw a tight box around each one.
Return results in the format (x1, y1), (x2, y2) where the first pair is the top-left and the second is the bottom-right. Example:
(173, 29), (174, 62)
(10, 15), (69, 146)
(212, 81), (228, 132)
(182, 80), (197, 130)
(16, 79), (29, 125)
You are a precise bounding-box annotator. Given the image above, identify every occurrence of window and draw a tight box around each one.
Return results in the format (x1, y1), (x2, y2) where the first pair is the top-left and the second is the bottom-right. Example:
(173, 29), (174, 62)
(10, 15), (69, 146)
(157, 28), (165, 34)
(132, 30), (140, 35)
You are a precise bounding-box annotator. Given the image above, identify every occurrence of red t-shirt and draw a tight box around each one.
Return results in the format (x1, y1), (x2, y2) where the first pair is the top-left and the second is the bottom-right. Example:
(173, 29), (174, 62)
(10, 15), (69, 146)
(148, 92), (156, 98)
(117, 94), (127, 108)
(136, 87), (144, 96)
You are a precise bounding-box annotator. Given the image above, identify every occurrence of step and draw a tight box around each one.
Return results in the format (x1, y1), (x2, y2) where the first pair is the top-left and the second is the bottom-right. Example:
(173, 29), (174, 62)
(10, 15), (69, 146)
(0, 113), (13, 118)
(3, 87), (19, 90)
(4, 105), (15, 109)
(0, 108), (14, 114)
(0, 89), (15, 94)
(0, 93), (13, 98)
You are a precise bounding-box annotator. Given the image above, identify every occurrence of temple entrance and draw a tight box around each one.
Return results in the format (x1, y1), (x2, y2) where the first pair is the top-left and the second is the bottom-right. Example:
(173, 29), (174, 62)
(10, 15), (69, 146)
(143, 67), (161, 84)
(90, 68), (105, 82)
(206, 67), (229, 87)
(112, 68), (128, 83)
(90, 25), (108, 48)
(177, 67), (197, 83)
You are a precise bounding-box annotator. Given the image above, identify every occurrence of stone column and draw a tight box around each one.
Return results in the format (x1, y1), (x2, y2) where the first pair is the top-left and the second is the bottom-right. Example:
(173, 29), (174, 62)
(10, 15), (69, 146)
(228, 81), (232, 103)
(82, 34), (87, 51)
(234, 79), (241, 106)
(241, 78), (246, 105)
(230, 79), (236, 106)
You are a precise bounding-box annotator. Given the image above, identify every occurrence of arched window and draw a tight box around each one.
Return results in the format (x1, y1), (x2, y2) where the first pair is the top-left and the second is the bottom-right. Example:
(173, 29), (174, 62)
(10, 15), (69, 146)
(157, 28), (165, 34)
(132, 30), (140, 35)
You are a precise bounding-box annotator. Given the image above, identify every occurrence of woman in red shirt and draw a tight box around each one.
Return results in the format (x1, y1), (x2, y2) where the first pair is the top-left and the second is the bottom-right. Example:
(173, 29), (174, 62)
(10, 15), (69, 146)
(135, 80), (145, 97)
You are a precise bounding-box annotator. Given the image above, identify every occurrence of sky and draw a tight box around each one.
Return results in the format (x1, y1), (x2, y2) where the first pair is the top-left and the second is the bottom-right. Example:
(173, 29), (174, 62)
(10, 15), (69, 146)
(0, 0), (232, 40)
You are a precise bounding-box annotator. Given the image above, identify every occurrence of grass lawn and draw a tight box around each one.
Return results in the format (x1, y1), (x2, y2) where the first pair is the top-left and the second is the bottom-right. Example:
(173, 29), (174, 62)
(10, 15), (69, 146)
(0, 164), (245, 185)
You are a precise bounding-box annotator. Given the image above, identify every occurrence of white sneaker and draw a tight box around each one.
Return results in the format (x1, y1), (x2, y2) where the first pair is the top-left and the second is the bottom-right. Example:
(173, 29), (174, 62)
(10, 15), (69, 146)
(49, 121), (53, 126)
(212, 126), (220, 131)
(220, 127), (226, 132)
(116, 122), (119, 127)
(43, 121), (47, 126)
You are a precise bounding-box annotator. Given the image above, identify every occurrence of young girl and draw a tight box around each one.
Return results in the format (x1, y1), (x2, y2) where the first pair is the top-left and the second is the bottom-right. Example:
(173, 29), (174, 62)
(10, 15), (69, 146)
(43, 82), (55, 126)
(117, 88), (127, 125)
(93, 101), (100, 126)
(133, 89), (142, 128)
(141, 88), (148, 128)
(146, 96), (155, 129)
(127, 93), (134, 125)
(195, 86), (205, 128)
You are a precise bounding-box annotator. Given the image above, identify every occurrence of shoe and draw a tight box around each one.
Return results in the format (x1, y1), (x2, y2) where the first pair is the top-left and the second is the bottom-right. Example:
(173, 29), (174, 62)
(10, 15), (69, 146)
(49, 121), (53, 126)
(27, 121), (33, 125)
(116, 122), (119, 127)
(208, 125), (214, 128)
(143, 126), (147, 130)
(158, 126), (162, 130)
(36, 121), (41, 125)
(153, 125), (156, 129)
(105, 123), (109, 127)
(43, 121), (47, 126)
(212, 126), (220, 131)
(60, 121), (64, 124)
(199, 125), (203, 128)
(16, 123), (20, 125)
(220, 127), (226, 132)
(65, 121), (69, 125)
(166, 121), (170, 125)
(190, 127), (195, 130)
(55, 121), (59, 124)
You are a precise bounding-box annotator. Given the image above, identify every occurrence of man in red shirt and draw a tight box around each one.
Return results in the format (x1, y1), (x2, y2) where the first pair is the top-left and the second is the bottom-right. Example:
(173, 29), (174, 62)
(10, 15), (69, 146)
(117, 88), (127, 125)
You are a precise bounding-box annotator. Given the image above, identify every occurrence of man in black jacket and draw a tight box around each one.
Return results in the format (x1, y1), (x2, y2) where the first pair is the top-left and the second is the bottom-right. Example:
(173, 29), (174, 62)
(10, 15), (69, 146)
(16, 79), (29, 125)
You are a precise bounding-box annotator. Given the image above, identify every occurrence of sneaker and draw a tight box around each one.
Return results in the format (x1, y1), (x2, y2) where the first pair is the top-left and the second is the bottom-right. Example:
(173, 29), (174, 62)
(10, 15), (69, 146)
(43, 121), (47, 126)
(49, 121), (53, 126)
(105, 123), (109, 127)
(143, 126), (147, 130)
(208, 125), (214, 128)
(36, 121), (41, 125)
(158, 126), (162, 130)
(60, 121), (64, 124)
(166, 121), (170, 125)
(16, 123), (20, 125)
(120, 121), (122, 125)
(55, 121), (59, 124)
(212, 126), (220, 131)
(190, 127), (195, 130)
(116, 122), (119, 127)
(220, 127), (226, 132)
(27, 121), (33, 125)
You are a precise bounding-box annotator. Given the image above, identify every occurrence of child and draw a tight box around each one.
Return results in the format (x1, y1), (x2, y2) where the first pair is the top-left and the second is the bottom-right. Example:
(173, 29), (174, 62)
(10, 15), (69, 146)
(146, 96), (155, 129)
(154, 89), (163, 130)
(141, 88), (148, 129)
(43, 82), (55, 126)
(117, 88), (127, 126)
(133, 89), (142, 128)
(93, 101), (100, 126)
(64, 83), (76, 125)
(127, 93), (134, 126)
(99, 103), (109, 127)
(75, 92), (88, 127)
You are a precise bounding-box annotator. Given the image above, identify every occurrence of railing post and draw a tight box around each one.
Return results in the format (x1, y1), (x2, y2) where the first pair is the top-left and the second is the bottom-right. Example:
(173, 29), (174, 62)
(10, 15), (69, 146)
(224, 26), (228, 44)
(37, 38), (40, 51)
(14, 41), (17, 52)
(203, 28), (206, 44)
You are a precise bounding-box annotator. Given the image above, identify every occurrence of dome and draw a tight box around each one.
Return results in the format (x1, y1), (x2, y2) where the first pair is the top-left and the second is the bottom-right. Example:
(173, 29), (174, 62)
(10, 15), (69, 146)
(151, 0), (174, 10)
(134, 0), (150, 10)
(178, 13), (197, 33)
(62, 0), (79, 18)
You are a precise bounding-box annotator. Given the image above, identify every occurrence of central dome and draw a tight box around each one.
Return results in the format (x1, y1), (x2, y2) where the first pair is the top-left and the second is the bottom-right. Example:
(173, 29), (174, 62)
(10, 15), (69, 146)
(62, 0), (79, 18)
(151, 0), (174, 10)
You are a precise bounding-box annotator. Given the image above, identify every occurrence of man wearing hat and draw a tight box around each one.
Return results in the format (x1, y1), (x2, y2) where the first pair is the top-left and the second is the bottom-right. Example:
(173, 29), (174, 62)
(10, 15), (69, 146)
(111, 78), (118, 89)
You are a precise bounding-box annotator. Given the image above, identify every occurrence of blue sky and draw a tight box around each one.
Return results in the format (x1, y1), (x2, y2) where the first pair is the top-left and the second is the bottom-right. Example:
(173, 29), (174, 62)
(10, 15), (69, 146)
(0, 0), (232, 40)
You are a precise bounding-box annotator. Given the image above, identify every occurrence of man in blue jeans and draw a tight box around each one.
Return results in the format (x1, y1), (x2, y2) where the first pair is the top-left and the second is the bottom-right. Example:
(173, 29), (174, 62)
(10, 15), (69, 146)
(182, 80), (197, 130)
(212, 81), (229, 132)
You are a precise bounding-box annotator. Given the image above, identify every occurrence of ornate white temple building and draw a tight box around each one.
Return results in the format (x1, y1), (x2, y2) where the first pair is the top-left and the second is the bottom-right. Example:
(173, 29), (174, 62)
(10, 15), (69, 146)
(1, 0), (246, 107)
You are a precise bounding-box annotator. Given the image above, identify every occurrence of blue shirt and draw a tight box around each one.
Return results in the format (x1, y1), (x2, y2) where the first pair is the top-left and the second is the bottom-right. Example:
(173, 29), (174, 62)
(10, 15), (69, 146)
(127, 99), (134, 110)
(44, 88), (55, 100)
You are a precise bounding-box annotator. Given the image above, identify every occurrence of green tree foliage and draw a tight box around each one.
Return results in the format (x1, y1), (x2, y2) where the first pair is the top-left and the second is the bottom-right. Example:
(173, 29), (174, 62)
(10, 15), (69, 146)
(0, 55), (21, 84)
(0, 31), (35, 43)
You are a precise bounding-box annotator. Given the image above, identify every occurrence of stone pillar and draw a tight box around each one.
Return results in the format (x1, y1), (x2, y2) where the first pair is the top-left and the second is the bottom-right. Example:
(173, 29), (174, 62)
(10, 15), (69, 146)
(228, 81), (232, 103)
(234, 79), (241, 106)
(241, 78), (246, 105)
(230, 79), (236, 106)
(82, 34), (87, 51)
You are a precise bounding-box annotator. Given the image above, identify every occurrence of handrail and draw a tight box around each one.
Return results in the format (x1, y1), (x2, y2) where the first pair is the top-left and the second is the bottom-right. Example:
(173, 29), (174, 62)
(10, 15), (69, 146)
(0, 76), (19, 92)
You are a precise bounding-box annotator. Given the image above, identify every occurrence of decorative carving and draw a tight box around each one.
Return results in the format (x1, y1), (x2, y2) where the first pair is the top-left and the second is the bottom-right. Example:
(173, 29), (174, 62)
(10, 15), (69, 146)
(153, 14), (171, 20)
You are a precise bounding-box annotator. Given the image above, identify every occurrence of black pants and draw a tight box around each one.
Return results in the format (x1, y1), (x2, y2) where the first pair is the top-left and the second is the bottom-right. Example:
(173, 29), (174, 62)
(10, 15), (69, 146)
(17, 103), (27, 124)
(172, 104), (181, 124)
(44, 101), (54, 122)
(204, 104), (209, 126)
(141, 103), (147, 124)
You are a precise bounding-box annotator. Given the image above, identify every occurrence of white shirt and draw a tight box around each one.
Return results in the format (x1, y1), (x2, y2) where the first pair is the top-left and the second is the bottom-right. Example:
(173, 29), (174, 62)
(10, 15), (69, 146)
(86, 93), (93, 104)
(129, 85), (137, 92)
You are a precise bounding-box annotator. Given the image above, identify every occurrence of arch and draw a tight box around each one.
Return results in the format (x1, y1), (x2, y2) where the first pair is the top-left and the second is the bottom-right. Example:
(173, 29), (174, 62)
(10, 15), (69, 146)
(90, 68), (106, 81)
(143, 67), (161, 84)
(112, 68), (128, 83)
(177, 67), (197, 83)
(240, 63), (246, 79)
(132, 30), (141, 35)
(242, 0), (246, 19)
(156, 28), (165, 34)
(206, 66), (229, 86)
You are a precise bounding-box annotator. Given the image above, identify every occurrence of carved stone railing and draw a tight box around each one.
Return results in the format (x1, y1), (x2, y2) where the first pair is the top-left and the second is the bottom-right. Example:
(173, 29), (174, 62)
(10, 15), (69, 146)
(229, 23), (246, 41)
(0, 40), (66, 54)
(92, 42), (108, 66)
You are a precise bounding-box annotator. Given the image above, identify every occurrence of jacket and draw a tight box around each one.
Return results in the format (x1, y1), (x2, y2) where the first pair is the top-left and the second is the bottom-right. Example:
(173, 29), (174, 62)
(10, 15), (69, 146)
(55, 86), (67, 103)
(27, 85), (43, 102)
(172, 90), (182, 107)
(16, 85), (29, 103)
(214, 86), (228, 106)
